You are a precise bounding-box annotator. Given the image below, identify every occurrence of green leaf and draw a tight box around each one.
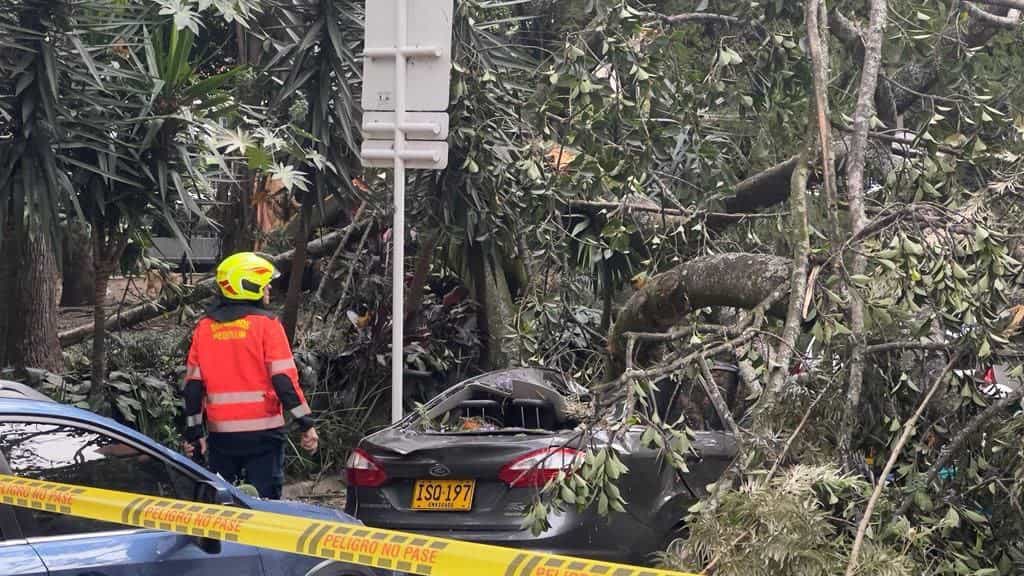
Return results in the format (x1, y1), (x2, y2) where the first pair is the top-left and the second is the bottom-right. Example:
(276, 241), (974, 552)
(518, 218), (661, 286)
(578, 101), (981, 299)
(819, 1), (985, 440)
(913, 490), (934, 512)
(184, 65), (248, 99)
(560, 485), (576, 504)
(978, 338), (991, 359)
(640, 426), (655, 447)
(942, 506), (960, 528)
(70, 35), (103, 87)
(962, 509), (988, 524)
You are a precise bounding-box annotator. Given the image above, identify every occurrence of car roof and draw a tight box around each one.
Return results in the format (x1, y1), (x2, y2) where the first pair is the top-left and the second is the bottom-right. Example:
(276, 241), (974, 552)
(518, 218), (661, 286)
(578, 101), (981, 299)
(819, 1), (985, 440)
(0, 389), (213, 480)
(0, 382), (152, 444)
(0, 380), (56, 403)
(0, 395), (111, 422)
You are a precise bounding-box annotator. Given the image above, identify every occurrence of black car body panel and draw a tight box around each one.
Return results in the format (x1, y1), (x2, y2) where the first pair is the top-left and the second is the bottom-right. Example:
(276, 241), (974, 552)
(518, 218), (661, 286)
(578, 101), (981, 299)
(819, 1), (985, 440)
(346, 368), (737, 564)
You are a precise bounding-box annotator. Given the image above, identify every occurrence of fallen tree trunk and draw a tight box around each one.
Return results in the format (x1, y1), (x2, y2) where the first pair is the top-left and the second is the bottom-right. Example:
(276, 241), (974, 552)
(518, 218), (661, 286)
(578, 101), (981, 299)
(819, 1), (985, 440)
(58, 228), (353, 348)
(606, 253), (792, 376)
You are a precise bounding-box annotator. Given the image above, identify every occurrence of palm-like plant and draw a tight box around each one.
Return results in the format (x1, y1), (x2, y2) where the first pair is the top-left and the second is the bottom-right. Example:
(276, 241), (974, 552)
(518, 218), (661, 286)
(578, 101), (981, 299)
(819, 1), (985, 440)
(2, 0), (258, 395)
(67, 3), (254, 400)
(256, 0), (364, 340)
(1, 0), (90, 371)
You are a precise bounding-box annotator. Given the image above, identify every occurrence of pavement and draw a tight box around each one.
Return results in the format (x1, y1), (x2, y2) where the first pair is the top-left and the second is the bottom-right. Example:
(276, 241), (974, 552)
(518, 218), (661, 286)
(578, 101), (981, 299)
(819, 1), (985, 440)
(282, 476), (346, 509)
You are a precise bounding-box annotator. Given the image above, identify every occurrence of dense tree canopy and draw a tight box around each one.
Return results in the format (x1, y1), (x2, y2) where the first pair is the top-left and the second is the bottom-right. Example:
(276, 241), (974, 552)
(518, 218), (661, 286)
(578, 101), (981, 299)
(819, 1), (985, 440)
(3, 0), (1024, 574)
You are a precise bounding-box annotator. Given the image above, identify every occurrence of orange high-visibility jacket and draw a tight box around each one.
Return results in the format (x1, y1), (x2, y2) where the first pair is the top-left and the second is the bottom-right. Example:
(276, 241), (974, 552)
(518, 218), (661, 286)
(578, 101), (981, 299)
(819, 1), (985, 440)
(184, 309), (311, 434)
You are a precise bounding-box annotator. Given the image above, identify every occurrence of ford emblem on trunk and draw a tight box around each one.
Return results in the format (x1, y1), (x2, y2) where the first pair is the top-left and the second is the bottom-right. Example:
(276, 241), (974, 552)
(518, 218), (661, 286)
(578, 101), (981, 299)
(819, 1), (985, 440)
(429, 464), (451, 477)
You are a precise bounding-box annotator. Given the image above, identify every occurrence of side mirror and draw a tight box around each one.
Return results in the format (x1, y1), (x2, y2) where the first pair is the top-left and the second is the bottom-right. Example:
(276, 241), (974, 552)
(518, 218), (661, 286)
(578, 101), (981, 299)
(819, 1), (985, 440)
(194, 480), (235, 505)
(192, 480), (235, 554)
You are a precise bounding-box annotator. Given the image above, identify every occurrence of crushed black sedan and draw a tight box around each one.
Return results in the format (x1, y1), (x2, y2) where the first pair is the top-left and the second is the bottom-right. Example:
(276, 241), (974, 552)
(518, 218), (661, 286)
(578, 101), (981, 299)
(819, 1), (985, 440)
(344, 368), (737, 564)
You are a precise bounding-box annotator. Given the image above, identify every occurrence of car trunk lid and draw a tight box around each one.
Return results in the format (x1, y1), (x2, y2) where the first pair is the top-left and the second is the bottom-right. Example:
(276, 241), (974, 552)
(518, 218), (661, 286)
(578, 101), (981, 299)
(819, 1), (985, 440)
(348, 430), (572, 532)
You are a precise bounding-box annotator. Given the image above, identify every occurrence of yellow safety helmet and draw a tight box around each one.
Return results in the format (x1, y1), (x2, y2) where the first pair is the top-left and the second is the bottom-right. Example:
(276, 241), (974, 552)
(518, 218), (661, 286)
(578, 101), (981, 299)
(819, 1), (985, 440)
(216, 252), (280, 301)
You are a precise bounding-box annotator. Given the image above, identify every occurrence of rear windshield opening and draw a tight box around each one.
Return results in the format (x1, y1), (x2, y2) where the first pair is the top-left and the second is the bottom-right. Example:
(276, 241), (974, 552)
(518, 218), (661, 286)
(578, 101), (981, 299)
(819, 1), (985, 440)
(416, 383), (585, 434)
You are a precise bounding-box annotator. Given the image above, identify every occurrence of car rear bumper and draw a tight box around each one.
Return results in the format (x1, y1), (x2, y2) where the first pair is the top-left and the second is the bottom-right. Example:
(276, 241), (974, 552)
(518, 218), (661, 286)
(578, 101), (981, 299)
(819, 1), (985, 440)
(357, 510), (660, 565)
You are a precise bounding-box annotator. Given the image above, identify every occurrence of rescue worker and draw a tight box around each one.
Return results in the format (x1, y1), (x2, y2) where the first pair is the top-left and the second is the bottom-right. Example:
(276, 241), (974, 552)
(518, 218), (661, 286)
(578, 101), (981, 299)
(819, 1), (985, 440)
(182, 252), (319, 499)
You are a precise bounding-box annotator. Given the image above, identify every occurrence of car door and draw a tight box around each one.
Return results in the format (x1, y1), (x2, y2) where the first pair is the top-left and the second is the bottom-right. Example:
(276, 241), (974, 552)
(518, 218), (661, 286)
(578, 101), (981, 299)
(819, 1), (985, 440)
(0, 476), (48, 576)
(0, 417), (266, 576)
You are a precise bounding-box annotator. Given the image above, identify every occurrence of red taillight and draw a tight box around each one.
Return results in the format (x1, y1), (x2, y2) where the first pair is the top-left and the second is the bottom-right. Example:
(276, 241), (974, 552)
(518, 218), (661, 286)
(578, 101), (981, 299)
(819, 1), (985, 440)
(345, 448), (387, 487)
(499, 447), (583, 488)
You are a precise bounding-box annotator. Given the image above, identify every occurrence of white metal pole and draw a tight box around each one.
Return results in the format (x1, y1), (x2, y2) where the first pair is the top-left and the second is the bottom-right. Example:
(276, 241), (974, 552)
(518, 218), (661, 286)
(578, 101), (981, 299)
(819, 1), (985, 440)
(391, 0), (408, 425)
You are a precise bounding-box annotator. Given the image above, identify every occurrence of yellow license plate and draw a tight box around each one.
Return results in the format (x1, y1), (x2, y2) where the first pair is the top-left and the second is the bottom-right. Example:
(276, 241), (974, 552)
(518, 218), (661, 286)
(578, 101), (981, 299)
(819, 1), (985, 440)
(410, 479), (476, 511)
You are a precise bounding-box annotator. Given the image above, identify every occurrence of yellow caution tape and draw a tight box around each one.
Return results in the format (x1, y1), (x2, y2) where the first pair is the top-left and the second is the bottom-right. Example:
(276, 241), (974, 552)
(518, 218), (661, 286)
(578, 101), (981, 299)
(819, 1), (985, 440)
(0, 474), (699, 576)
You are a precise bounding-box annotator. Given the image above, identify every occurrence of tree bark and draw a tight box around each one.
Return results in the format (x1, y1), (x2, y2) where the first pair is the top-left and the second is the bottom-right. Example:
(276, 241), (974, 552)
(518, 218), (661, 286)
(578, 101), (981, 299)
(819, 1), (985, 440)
(2, 223), (63, 373)
(971, 0), (1024, 9)
(404, 229), (439, 326)
(765, 149), (811, 403)
(87, 226), (127, 407)
(838, 0), (888, 466)
(219, 177), (256, 256)
(285, 193), (348, 242)
(60, 220), (96, 307)
(466, 240), (517, 370)
(606, 253), (791, 377)
(0, 226), (16, 367)
(89, 271), (110, 404)
(282, 187), (315, 343)
(761, 0), (825, 409)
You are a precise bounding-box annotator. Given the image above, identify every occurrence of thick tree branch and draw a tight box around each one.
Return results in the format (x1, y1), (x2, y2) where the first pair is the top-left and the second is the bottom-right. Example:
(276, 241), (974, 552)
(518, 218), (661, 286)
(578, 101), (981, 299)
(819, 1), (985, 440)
(839, 0), (888, 465)
(565, 199), (778, 222)
(970, 0), (1024, 10)
(829, 9), (863, 52)
(963, 2), (1022, 27)
(767, 151), (811, 400)
(723, 156), (800, 213)
(606, 253), (792, 377)
(763, 0), (824, 408)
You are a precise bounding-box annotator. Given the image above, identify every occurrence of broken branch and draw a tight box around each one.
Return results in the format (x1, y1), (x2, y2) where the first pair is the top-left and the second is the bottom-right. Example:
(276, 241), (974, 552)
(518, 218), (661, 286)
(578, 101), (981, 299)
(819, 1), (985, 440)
(969, 0), (1024, 10)
(839, 0), (889, 465)
(845, 353), (959, 576)
(865, 341), (952, 354)
(962, 2), (1022, 27)
(698, 355), (741, 436)
(661, 12), (743, 26)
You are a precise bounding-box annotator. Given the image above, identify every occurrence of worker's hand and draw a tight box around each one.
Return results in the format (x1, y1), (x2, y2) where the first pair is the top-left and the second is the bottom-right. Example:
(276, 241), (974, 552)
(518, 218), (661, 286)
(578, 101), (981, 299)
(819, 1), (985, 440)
(301, 427), (319, 454)
(183, 437), (207, 458)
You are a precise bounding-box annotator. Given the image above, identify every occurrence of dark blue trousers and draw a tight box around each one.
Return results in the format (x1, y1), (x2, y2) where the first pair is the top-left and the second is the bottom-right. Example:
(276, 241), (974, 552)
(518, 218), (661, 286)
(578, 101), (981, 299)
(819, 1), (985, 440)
(207, 433), (285, 499)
